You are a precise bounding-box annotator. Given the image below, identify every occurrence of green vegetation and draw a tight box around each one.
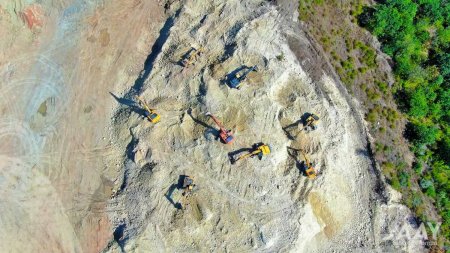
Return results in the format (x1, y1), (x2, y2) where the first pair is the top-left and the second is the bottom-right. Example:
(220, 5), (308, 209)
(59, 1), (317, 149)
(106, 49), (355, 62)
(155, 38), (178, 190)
(276, 54), (285, 61)
(361, 0), (450, 246)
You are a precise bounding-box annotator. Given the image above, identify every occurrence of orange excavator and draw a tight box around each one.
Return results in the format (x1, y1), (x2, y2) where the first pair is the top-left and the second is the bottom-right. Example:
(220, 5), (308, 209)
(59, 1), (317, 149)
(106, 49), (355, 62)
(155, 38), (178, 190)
(205, 112), (234, 144)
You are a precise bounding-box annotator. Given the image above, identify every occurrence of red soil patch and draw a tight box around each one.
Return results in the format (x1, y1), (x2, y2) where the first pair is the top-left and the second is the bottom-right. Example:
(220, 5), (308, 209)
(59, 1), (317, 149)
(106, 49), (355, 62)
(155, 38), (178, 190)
(19, 4), (44, 29)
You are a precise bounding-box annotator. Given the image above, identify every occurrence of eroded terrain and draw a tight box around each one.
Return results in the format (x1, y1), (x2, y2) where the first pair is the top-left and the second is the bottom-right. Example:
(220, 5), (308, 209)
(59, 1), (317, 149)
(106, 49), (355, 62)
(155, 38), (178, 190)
(0, 0), (426, 252)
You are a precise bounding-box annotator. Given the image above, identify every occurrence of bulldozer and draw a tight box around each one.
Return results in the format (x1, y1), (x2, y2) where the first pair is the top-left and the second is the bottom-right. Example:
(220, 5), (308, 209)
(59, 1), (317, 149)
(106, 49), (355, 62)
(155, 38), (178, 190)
(180, 47), (203, 67)
(300, 150), (316, 179)
(135, 96), (160, 123)
(303, 113), (319, 131)
(228, 65), (258, 89)
(205, 112), (234, 144)
(233, 143), (270, 163)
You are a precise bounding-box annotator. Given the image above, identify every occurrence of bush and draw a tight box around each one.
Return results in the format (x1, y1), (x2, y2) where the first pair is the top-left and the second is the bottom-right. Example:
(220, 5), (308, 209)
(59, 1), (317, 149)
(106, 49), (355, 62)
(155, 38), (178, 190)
(420, 178), (433, 189)
(376, 81), (388, 94)
(276, 54), (284, 61)
(366, 108), (378, 123)
(399, 171), (411, 188)
(367, 87), (381, 101)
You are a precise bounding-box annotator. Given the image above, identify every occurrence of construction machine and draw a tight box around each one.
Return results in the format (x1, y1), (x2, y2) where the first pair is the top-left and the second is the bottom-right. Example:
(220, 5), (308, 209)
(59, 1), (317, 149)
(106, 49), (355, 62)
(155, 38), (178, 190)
(300, 150), (316, 179)
(181, 47), (203, 67)
(181, 175), (195, 196)
(228, 65), (258, 89)
(234, 143), (270, 163)
(135, 96), (160, 123)
(304, 113), (319, 131)
(180, 176), (202, 220)
(205, 112), (234, 144)
(165, 175), (196, 210)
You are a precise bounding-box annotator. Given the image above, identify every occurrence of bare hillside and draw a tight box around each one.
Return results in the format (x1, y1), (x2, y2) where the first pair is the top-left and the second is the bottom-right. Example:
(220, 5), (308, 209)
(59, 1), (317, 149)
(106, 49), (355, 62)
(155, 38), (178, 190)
(0, 0), (426, 252)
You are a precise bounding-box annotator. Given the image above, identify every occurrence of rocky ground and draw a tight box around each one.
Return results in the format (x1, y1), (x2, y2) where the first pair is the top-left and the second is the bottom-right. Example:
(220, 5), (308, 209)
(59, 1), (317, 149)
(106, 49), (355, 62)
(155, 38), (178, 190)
(0, 0), (428, 252)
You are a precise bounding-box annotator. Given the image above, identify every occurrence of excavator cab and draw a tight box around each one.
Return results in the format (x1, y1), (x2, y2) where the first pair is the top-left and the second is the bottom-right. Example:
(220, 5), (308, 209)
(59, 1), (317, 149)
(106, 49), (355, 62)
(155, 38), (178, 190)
(300, 150), (316, 179)
(257, 144), (271, 156)
(145, 110), (161, 123)
(228, 65), (258, 89)
(182, 176), (195, 195)
(305, 163), (317, 179)
(206, 112), (234, 144)
(304, 113), (319, 131)
(181, 47), (203, 67)
(220, 131), (234, 144)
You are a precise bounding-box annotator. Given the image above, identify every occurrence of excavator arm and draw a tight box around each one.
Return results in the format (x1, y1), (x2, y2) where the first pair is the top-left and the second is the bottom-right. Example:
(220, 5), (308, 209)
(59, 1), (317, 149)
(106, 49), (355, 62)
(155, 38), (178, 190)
(205, 112), (225, 131)
(235, 149), (261, 162)
(205, 112), (234, 144)
(135, 96), (153, 113)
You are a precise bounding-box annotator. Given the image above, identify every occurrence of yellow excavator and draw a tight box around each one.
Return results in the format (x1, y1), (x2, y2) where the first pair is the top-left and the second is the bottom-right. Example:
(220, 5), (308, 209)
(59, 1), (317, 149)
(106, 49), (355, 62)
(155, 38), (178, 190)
(181, 47), (203, 67)
(234, 143), (271, 163)
(300, 150), (316, 179)
(304, 113), (319, 131)
(135, 96), (160, 123)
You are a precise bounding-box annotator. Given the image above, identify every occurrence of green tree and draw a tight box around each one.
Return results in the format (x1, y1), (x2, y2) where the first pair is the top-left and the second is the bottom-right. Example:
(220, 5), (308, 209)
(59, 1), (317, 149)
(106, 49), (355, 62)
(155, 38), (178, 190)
(409, 88), (429, 117)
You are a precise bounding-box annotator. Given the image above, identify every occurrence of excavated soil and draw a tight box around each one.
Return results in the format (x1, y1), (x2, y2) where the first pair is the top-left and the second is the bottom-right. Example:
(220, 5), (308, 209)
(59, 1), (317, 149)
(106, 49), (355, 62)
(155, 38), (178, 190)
(104, 1), (427, 252)
(0, 0), (427, 252)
